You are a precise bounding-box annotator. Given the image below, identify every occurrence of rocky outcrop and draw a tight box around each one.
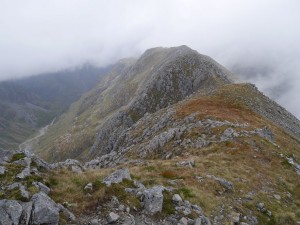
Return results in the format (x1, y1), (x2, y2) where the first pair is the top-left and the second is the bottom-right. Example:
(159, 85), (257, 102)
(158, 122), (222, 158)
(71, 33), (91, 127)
(0, 150), (75, 225)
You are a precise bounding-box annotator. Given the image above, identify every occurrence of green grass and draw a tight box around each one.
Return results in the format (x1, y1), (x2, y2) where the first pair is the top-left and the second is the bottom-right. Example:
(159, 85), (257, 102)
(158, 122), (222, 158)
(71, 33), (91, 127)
(10, 153), (26, 162)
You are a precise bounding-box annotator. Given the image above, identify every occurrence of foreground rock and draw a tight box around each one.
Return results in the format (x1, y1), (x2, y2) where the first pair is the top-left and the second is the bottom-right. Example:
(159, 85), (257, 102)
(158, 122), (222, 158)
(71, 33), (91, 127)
(31, 192), (60, 225)
(141, 186), (164, 214)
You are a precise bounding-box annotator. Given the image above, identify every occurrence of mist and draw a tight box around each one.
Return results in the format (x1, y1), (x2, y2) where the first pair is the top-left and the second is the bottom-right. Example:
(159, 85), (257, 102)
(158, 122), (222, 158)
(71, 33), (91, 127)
(1, 0), (300, 117)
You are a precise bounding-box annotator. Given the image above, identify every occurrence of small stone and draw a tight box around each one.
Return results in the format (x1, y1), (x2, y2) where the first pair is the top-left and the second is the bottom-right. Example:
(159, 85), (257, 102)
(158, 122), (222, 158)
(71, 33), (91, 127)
(33, 182), (51, 194)
(172, 194), (182, 203)
(6, 182), (20, 190)
(89, 218), (100, 225)
(273, 194), (281, 200)
(20, 185), (30, 200)
(256, 202), (266, 212)
(119, 204), (125, 211)
(71, 165), (83, 173)
(110, 196), (119, 208)
(231, 212), (240, 224)
(179, 217), (188, 225)
(107, 212), (120, 223)
(84, 183), (93, 191)
(57, 203), (76, 222)
(267, 210), (272, 217)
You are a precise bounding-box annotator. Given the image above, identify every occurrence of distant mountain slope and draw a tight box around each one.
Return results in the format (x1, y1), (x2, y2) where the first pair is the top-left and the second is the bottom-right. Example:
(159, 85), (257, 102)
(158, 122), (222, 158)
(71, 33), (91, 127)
(0, 64), (109, 150)
(36, 46), (236, 161)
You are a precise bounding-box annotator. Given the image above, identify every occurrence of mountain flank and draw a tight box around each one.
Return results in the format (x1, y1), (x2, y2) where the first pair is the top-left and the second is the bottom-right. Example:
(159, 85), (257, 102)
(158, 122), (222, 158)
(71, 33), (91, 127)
(0, 64), (109, 150)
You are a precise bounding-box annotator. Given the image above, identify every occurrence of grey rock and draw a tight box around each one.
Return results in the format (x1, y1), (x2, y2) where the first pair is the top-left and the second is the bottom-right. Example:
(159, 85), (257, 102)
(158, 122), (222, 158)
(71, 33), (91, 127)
(207, 175), (234, 191)
(110, 196), (119, 208)
(20, 185), (30, 200)
(255, 127), (274, 142)
(0, 166), (6, 175)
(14, 157), (31, 167)
(172, 194), (182, 203)
(33, 182), (51, 194)
(121, 214), (135, 225)
(286, 157), (300, 175)
(179, 217), (188, 225)
(6, 182), (21, 190)
(0, 149), (15, 163)
(107, 212), (120, 223)
(31, 192), (60, 225)
(256, 202), (266, 212)
(221, 128), (239, 141)
(89, 218), (100, 225)
(200, 216), (211, 225)
(103, 168), (131, 186)
(84, 183), (93, 191)
(50, 159), (84, 173)
(0, 200), (23, 225)
(176, 159), (195, 168)
(32, 156), (51, 171)
(194, 218), (202, 225)
(19, 202), (33, 225)
(192, 205), (203, 215)
(273, 194), (281, 200)
(134, 180), (145, 189)
(230, 212), (240, 224)
(57, 203), (76, 222)
(71, 165), (83, 173)
(16, 167), (31, 179)
(142, 186), (164, 214)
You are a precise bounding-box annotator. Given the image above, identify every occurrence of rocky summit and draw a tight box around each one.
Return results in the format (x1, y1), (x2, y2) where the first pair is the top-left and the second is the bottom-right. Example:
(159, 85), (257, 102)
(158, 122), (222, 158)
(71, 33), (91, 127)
(1, 46), (300, 225)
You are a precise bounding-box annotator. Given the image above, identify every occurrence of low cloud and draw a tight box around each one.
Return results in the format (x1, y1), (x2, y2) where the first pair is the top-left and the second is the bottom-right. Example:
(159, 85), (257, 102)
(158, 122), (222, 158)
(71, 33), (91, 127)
(0, 0), (299, 117)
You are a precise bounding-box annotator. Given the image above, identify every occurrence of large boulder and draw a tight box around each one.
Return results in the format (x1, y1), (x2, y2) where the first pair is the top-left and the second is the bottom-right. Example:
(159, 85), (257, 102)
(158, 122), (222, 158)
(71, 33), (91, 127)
(103, 168), (131, 186)
(0, 200), (22, 225)
(141, 186), (164, 214)
(31, 192), (59, 225)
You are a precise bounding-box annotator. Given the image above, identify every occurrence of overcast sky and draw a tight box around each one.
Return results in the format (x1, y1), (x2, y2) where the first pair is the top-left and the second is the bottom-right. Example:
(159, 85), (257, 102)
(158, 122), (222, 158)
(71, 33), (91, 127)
(0, 0), (300, 117)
